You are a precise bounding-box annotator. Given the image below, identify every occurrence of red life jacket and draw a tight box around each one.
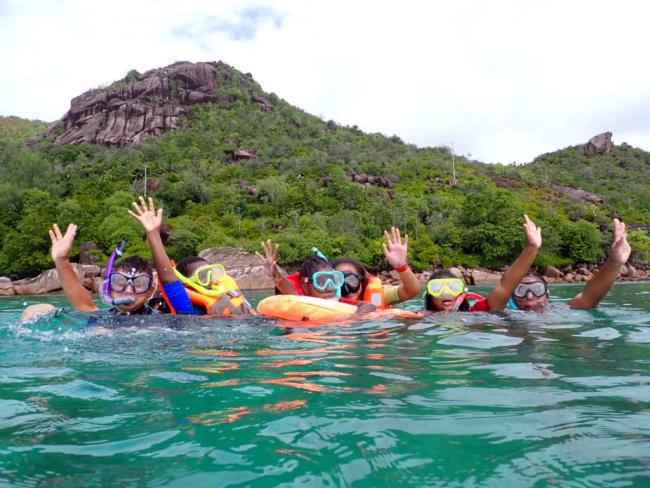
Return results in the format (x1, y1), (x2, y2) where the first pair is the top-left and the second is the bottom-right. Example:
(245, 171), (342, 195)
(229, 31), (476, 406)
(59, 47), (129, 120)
(285, 272), (306, 296)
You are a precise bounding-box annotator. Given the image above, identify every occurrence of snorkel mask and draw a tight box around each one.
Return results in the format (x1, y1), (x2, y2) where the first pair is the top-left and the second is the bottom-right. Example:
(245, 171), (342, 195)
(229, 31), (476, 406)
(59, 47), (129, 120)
(174, 263), (231, 297)
(101, 241), (136, 306)
(309, 270), (345, 298)
(426, 278), (466, 297)
(306, 247), (343, 298)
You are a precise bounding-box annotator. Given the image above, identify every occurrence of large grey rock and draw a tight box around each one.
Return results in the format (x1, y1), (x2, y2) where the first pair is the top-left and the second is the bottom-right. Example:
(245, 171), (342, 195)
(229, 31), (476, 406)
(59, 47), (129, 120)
(544, 266), (562, 279)
(470, 269), (502, 285)
(198, 247), (274, 290)
(11, 264), (100, 295)
(12, 268), (64, 295)
(584, 131), (614, 156)
(0, 277), (15, 296)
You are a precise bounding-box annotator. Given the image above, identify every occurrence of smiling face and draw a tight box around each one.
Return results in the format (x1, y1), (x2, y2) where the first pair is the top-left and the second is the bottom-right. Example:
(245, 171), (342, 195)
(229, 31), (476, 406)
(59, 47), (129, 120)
(335, 262), (364, 300)
(512, 275), (550, 311)
(110, 266), (155, 313)
(302, 267), (343, 300)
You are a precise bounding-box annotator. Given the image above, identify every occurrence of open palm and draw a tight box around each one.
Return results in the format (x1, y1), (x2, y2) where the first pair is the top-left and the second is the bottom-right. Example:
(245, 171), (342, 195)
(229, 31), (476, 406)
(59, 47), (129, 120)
(129, 196), (163, 233)
(49, 223), (77, 262)
(383, 227), (408, 269)
(610, 218), (631, 265)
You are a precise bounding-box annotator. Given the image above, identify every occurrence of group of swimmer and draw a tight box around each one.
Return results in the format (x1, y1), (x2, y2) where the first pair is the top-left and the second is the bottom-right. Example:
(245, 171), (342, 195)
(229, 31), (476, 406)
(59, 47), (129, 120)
(22, 195), (632, 322)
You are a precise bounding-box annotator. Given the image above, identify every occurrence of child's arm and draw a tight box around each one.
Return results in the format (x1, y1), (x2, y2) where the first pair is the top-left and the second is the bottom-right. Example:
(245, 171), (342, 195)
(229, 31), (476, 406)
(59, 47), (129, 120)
(128, 196), (176, 284)
(256, 240), (297, 295)
(569, 218), (631, 309)
(486, 215), (542, 311)
(383, 227), (421, 301)
(129, 197), (199, 314)
(49, 223), (98, 311)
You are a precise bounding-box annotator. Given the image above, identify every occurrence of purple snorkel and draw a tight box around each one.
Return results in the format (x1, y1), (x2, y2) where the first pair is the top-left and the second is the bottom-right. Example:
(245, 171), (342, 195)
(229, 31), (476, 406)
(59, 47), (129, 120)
(102, 241), (134, 306)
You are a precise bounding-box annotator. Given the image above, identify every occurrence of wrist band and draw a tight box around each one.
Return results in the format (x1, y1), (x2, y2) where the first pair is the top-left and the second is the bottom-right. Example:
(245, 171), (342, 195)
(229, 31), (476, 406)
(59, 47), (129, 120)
(393, 263), (409, 273)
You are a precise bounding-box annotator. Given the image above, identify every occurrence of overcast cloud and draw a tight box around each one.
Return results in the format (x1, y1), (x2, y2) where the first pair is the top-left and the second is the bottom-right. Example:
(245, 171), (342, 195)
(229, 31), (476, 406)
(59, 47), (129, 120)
(1, 0), (649, 163)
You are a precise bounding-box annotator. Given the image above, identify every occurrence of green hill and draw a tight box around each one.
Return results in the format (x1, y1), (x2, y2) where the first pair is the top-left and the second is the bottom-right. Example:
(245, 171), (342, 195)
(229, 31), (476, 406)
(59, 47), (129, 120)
(0, 61), (648, 279)
(0, 116), (48, 144)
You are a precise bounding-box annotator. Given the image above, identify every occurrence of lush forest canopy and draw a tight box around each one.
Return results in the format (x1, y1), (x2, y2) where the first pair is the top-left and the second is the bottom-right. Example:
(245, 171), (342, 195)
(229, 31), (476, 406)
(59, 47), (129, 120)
(1, 65), (649, 280)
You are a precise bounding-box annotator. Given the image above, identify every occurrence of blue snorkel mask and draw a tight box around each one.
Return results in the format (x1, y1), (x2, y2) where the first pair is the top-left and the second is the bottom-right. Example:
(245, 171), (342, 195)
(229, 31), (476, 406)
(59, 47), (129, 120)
(308, 246), (343, 298)
(101, 241), (135, 306)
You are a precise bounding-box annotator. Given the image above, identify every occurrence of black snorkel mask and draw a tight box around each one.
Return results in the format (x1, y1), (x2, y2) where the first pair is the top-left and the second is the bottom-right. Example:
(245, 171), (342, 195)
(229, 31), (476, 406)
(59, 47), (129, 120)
(340, 271), (363, 297)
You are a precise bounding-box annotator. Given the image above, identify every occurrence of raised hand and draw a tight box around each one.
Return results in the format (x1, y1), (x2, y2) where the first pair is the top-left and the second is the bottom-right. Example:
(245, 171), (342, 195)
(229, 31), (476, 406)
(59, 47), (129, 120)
(610, 218), (631, 265)
(255, 239), (281, 278)
(383, 226), (409, 270)
(49, 223), (77, 263)
(523, 214), (542, 249)
(128, 196), (163, 234)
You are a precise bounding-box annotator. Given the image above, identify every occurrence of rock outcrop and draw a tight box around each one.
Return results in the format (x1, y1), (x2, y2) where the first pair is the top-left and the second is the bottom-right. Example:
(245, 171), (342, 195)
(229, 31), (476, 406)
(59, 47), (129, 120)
(0, 277), (15, 296)
(347, 172), (395, 189)
(198, 247), (274, 290)
(30, 61), (271, 148)
(584, 131), (614, 156)
(553, 185), (604, 205)
(11, 264), (101, 295)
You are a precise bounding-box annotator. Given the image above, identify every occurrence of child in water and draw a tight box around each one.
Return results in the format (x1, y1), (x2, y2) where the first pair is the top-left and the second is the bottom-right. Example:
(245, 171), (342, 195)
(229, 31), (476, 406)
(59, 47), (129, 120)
(257, 227), (420, 306)
(258, 241), (345, 300)
(21, 223), (158, 322)
(423, 215), (542, 313)
(129, 196), (254, 315)
(511, 218), (631, 311)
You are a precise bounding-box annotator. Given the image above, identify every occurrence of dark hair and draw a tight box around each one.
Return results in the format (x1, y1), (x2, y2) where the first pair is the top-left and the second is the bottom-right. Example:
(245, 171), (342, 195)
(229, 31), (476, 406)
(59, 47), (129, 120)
(114, 256), (152, 276)
(424, 268), (469, 312)
(524, 271), (547, 283)
(177, 256), (208, 277)
(299, 256), (333, 282)
(332, 257), (368, 293)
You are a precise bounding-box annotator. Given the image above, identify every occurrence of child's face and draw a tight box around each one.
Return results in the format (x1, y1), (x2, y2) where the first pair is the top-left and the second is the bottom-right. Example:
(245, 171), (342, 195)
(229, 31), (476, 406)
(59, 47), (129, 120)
(303, 268), (342, 300)
(110, 267), (154, 313)
(513, 276), (549, 311)
(335, 263), (363, 300)
(432, 294), (456, 311)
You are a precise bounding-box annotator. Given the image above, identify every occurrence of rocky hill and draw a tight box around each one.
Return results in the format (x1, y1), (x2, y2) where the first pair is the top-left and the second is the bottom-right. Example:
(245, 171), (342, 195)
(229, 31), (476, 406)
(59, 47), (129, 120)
(30, 61), (274, 147)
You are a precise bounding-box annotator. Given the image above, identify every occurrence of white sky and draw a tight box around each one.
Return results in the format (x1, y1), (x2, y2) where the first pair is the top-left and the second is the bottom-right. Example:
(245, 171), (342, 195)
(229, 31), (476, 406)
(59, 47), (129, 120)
(1, 0), (649, 163)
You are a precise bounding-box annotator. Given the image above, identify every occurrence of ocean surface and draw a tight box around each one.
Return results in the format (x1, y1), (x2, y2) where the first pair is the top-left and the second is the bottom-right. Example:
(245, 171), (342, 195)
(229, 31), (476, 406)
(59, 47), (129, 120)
(1, 282), (650, 487)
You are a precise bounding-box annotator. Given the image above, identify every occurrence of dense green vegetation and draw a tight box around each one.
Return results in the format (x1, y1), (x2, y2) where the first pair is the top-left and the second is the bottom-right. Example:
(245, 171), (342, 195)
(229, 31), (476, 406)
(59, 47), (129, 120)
(1, 66), (649, 279)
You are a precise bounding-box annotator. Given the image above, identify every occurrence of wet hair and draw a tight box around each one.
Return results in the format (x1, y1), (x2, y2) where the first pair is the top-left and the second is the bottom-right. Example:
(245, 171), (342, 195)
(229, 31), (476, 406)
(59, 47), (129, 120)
(332, 257), (368, 292)
(177, 256), (208, 277)
(523, 271), (547, 283)
(429, 269), (458, 280)
(299, 256), (333, 282)
(114, 255), (152, 276)
(424, 268), (469, 312)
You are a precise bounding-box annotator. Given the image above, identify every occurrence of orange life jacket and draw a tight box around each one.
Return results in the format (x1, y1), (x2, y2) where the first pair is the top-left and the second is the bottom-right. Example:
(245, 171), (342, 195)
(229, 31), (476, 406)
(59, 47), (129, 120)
(340, 275), (388, 309)
(164, 268), (256, 316)
(186, 285), (255, 316)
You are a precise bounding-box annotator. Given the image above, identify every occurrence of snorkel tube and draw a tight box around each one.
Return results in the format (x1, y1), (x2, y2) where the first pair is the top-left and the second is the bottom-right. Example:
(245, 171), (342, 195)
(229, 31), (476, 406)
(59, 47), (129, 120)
(310, 246), (329, 262)
(101, 241), (134, 306)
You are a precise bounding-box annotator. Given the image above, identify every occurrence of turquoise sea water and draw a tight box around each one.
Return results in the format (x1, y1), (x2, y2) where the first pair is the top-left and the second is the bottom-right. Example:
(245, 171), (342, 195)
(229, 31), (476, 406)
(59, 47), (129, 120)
(2, 282), (650, 487)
